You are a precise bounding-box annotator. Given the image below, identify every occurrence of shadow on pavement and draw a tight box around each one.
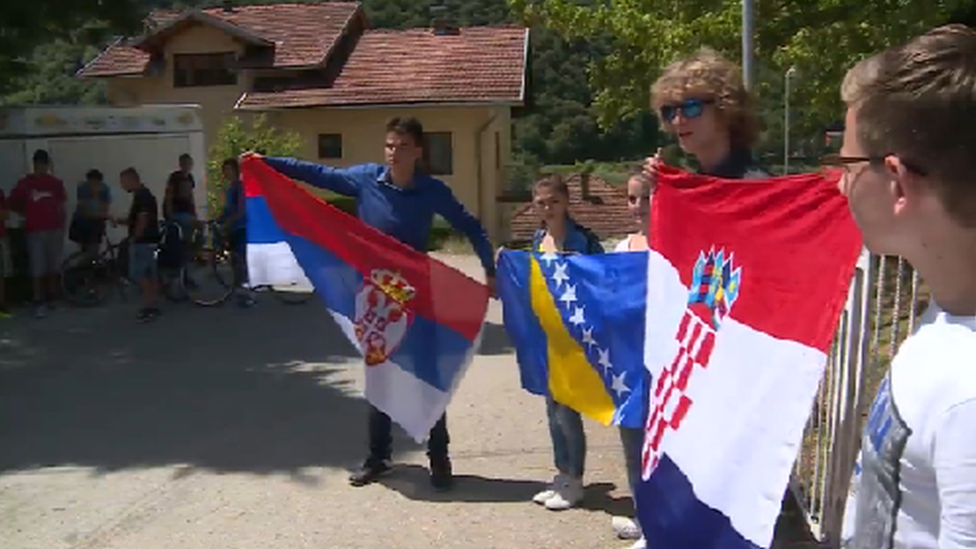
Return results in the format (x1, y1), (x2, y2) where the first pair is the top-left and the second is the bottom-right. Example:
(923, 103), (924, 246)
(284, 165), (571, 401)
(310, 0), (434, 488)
(477, 321), (513, 356)
(0, 299), (422, 475)
(378, 463), (547, 503)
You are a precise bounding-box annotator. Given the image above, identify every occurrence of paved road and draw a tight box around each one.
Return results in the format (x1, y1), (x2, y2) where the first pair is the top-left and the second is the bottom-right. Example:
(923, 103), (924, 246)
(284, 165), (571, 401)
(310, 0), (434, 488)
(0, 254), (813, 549)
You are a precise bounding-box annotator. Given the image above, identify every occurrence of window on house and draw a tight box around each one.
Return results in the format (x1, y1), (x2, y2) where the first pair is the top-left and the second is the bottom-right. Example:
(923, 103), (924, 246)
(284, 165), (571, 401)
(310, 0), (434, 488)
(173, 53), (237, 87)
(318, 134), (343, 159)
(426, 132), (453, 176)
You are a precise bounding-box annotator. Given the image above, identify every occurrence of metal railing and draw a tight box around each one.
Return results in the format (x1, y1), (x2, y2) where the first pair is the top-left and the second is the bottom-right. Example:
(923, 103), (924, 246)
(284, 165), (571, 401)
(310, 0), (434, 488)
(789, 252), (925, 546)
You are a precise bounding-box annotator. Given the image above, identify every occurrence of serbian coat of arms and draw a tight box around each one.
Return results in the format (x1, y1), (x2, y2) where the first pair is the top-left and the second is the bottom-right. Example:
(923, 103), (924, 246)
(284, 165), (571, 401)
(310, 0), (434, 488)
(354, 269), (417, 366)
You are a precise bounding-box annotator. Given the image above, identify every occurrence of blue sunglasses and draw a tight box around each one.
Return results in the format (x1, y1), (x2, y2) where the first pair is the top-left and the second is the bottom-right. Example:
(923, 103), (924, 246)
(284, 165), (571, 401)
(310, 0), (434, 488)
(659, 98), (715, 123)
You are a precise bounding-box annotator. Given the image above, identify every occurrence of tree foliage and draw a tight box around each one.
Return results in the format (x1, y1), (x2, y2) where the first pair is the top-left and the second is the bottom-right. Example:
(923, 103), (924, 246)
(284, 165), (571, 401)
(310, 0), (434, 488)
(0, 0), (145, 93)
(508, 0), (972, 139)
(206, 115), (302, 212)
(2, 0), (663, 169)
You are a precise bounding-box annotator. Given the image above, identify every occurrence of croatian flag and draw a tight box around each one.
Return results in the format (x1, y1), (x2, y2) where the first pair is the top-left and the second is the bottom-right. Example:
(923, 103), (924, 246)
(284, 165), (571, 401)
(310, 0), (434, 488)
(636, 166), (862, 547)
(240, 157), (489, 442)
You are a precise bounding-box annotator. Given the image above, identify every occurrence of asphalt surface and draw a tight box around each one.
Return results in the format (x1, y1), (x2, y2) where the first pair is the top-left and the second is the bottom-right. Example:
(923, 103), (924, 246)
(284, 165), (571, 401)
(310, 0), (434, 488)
(0, 254), (815, 549)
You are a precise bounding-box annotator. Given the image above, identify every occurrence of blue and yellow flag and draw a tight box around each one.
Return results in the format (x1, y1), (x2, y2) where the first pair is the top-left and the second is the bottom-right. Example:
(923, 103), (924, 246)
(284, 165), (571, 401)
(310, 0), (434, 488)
(496, 250), (649, 428)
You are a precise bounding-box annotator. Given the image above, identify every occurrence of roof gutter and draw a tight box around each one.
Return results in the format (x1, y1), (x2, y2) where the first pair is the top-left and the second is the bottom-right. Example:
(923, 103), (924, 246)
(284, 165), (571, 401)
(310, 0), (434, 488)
(474, 111), (499, 226)
(233, 100), (522, 111)
(519, 28), (530, 102)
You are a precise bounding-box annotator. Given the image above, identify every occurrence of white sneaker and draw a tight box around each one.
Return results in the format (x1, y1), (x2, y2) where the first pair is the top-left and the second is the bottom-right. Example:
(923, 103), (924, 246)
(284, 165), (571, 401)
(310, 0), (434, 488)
(544, 476), (584, 510)
(532, 473), (565, 504)
(611, 516), (642, 540)
(630, 537), (647, 549)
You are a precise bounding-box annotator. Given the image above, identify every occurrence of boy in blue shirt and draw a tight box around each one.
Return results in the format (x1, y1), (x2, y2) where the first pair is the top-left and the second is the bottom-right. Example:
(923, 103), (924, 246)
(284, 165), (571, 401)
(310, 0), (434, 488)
(244, 116), (495, 491)
(218, 158), (255, 308)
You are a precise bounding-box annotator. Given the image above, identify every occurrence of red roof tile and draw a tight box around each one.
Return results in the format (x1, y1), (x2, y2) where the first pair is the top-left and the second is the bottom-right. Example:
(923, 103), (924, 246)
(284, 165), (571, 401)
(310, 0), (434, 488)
(235, 27), (528, 108)
(507, 175), (634, 242)
(79, 2), (361, 77)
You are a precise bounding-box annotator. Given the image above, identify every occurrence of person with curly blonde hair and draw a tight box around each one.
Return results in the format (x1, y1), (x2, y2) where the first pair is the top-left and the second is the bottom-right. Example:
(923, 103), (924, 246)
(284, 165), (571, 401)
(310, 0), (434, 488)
(646, 47), (768, 179)
(621, 47), (769, 549)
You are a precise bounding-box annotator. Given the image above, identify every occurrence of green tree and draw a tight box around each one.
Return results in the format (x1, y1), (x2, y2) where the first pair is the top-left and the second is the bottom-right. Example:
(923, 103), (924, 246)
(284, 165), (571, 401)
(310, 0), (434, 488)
(206, 115), (302, 213)
(508, 0), (970, 139)
(0, 0), (145, 91)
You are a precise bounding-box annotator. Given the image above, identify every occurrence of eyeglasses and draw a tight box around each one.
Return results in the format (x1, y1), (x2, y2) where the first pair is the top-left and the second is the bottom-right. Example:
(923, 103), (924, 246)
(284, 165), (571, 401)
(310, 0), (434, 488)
(659, 99), (715, 123)
(819, 153), (928, 177)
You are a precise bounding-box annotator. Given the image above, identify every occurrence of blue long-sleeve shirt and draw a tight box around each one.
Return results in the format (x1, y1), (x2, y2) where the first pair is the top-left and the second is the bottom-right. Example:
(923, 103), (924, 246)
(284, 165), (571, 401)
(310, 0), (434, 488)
(264, 157), (495, 276)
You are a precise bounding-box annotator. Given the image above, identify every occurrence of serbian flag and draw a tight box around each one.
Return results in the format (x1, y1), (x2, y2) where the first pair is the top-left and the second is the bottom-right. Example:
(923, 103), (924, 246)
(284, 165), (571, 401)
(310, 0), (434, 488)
(240, 157), (489, 442)
(636, 166), (862, 548)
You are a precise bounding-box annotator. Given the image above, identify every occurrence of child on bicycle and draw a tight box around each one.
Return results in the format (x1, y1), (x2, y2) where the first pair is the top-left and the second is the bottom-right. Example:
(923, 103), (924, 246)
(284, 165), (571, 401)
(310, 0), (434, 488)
(218, 158), (254, 308)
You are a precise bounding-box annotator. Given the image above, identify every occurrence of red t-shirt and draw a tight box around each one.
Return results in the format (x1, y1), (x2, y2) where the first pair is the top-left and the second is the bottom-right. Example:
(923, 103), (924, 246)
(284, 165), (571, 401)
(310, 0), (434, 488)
(0, 189), (7, 238)
(10, 173), (67, 233)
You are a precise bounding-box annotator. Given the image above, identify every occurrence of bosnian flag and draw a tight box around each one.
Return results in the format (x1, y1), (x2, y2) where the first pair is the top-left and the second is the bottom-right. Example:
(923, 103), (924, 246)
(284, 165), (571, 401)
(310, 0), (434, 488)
(240, 157), (489, 442)
(636, 166), (862, 547)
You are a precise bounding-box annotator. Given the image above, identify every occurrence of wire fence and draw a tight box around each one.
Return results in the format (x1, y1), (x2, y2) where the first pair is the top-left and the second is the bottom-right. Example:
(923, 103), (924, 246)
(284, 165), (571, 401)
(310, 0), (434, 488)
(789, 252), (926, 546)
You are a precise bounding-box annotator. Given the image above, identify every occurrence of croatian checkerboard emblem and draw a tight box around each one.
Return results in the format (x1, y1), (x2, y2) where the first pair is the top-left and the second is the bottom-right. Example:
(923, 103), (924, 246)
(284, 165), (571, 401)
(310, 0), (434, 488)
(354, 269), (416, 366)
(641, 247), (742, 477)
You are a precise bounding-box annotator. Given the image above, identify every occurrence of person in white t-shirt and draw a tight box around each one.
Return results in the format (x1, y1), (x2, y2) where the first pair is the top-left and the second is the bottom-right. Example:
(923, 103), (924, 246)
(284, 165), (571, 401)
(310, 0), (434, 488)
(608, 166), (654, 546)
(833, 24), (976, 549)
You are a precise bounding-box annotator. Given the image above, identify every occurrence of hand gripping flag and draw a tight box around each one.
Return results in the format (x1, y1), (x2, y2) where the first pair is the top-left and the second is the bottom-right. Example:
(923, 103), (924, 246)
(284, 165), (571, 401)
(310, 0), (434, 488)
(241, 157), (489, 442)
(496, 250), (649, 428)
(636, 166), (862, 548)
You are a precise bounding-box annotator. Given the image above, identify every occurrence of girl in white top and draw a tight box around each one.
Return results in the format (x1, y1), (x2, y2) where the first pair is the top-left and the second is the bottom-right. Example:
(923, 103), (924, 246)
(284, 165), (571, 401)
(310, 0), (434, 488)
(609, 167), (653, 548)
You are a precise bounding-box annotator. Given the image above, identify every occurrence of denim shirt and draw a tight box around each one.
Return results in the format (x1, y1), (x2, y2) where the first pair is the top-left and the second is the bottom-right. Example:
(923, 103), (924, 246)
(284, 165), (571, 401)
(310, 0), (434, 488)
(531, 220), (605, 255)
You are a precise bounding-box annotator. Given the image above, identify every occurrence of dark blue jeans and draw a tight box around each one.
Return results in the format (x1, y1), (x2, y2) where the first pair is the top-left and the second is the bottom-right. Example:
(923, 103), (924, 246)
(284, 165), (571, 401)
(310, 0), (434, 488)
(367, 404), (449, 463)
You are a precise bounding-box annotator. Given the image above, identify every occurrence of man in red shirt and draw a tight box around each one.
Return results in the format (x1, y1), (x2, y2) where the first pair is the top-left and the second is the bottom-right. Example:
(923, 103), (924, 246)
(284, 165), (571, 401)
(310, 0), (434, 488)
(9, 149), (67, 317)
(0, 187), (9, 317)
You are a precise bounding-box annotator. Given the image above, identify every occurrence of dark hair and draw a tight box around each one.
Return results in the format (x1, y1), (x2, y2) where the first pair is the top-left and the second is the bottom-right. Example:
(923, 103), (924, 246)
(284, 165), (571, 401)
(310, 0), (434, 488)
(33, 149), (50, 165)
(533, 173), (570, 198)
(386, 116), (424, 143)
(179, 153), (193, 163)
(532, 174), (573, 229)
(222, 158), (240, 177)
(386, 116), (430, 173)
(120, 167), (140, 182)
(85, 169), (103, 181)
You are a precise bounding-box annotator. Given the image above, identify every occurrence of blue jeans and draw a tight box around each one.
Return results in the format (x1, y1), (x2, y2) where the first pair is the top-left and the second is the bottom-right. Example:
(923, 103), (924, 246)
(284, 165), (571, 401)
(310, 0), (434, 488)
(619, 426), (644, 494)
(546, 396), (586, 478)
(128, 243), (157, 281)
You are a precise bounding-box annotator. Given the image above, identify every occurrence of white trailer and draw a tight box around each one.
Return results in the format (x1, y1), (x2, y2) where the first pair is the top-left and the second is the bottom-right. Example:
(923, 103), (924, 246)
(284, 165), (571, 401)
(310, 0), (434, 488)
(0, 104), (207, 269)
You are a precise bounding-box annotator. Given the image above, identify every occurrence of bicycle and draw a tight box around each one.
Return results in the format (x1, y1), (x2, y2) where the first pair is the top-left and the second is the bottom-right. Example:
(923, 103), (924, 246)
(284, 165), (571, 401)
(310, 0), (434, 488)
(60, 225), (186, 307)
(183, 219), (317, 306)
(182, 219), (237, 307)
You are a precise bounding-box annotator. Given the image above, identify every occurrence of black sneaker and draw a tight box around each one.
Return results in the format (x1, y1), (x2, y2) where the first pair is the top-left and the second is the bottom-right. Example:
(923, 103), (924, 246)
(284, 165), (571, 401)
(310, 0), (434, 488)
(348, 458), (392, 487)
(429, 458), (454, 492)
(136, 308), (160, 323)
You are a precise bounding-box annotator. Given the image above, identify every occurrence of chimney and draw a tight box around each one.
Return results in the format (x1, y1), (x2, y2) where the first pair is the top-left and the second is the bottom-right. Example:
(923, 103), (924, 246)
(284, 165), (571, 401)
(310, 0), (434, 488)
(430, 5), (459, 35)
(222, 0), (235, 13)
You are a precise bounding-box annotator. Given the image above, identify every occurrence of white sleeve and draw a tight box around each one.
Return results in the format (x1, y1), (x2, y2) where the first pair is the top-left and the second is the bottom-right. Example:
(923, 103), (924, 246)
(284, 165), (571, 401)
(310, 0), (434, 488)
(934, 398), (976, 549)
(613, 237), (631, 252)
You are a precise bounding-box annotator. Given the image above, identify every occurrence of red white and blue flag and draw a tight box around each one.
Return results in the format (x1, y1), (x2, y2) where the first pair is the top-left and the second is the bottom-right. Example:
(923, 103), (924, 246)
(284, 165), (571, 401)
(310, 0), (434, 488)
(637, 166), (862, 547)
(240, 157), (489, 442)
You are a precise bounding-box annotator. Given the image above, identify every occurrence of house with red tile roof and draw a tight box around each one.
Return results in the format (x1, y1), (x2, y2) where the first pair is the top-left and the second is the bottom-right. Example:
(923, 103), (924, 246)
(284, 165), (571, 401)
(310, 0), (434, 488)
(505, 173), (634, 245)
(78, 2), (529, 242)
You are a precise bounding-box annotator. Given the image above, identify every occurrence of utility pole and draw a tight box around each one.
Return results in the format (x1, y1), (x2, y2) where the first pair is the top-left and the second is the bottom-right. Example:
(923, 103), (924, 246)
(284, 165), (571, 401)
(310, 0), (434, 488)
(742, 0), (755, 90)
(784, 66), (797, 174)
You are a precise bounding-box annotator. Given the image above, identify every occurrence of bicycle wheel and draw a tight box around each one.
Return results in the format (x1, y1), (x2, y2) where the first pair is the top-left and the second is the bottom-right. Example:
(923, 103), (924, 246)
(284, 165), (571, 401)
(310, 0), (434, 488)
(270, 281), (316, 305)
(61, 250), (112, 307)
(154, 265), (185, 303)
(184, 246), (236, 307)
